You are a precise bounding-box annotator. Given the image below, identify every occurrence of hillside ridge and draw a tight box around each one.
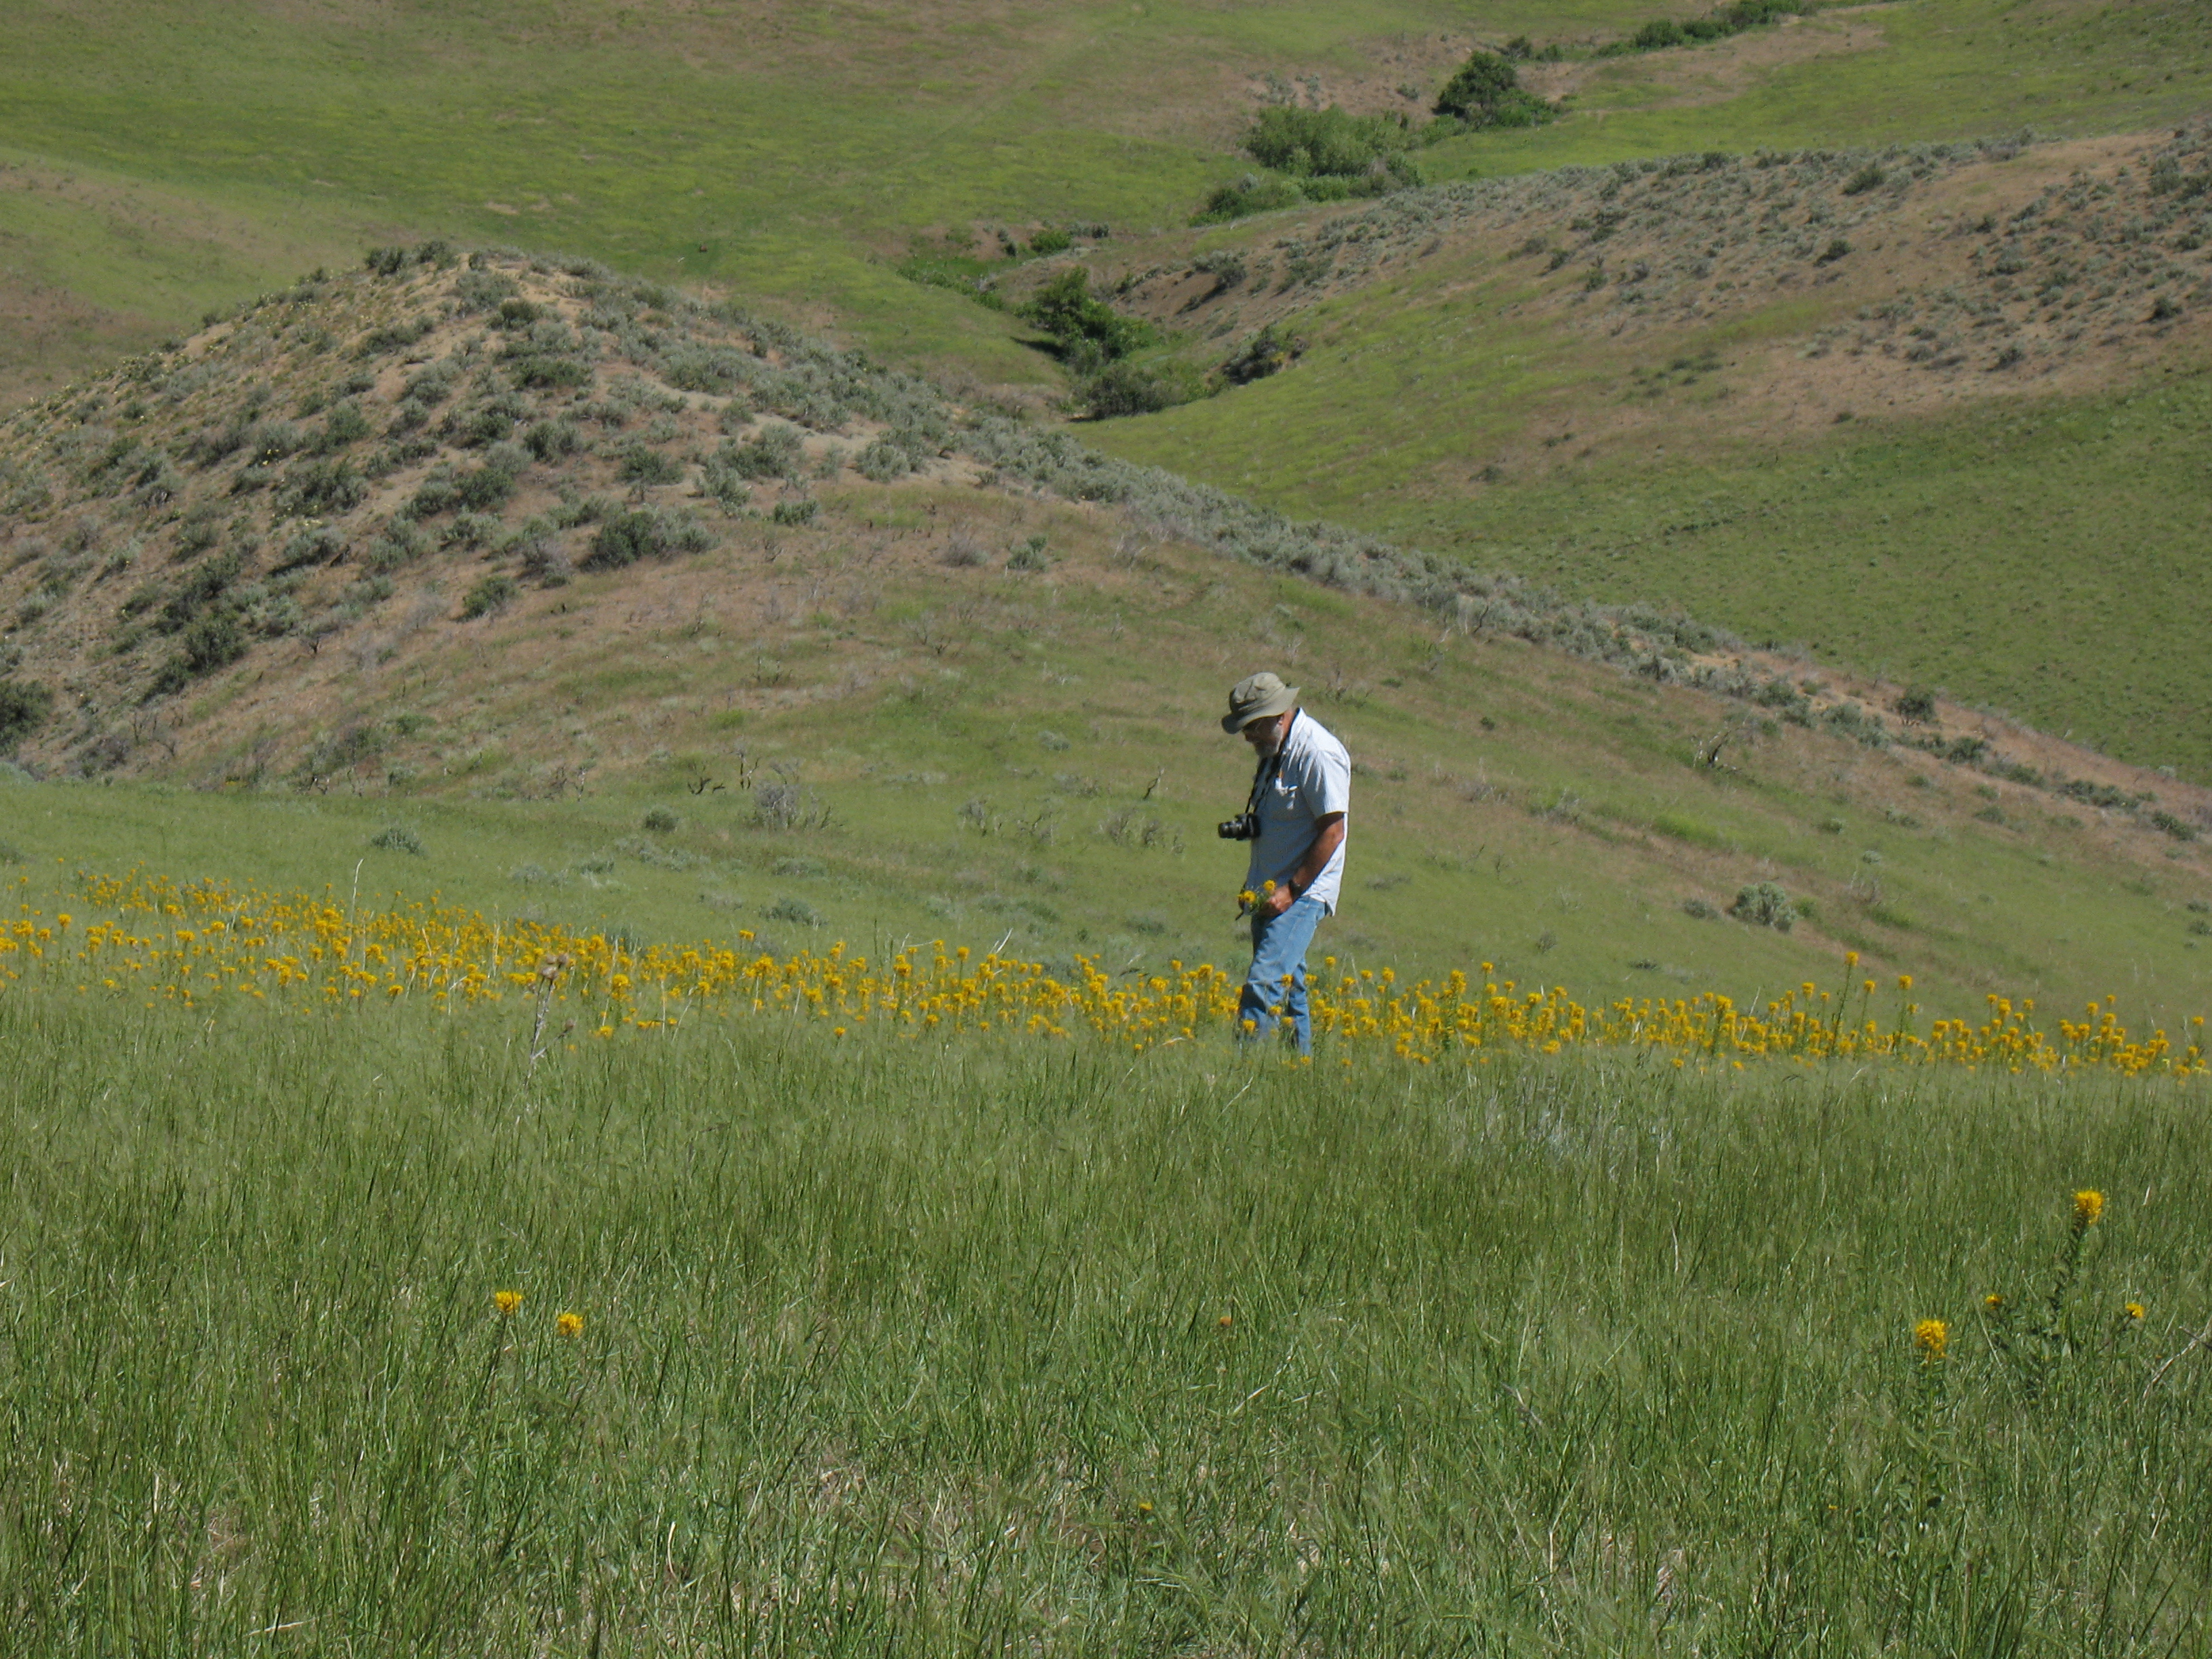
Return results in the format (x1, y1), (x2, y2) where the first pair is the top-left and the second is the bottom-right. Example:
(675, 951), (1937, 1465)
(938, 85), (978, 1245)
(0, 243), (2192, 834)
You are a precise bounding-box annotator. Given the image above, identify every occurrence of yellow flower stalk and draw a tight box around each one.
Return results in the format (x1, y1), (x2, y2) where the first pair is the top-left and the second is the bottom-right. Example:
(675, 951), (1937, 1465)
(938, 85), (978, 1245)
(1913, 1319), (1949, 1359)
(493, 1289), (523, 1317)
(555, 1311), (584, 1338)
(2074, 1190), (2104, 1227)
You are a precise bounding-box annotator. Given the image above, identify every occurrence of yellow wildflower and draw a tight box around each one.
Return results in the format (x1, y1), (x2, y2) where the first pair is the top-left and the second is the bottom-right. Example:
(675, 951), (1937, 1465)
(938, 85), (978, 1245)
(1913, 1319), (1948, 1358)
(2074, 1189), (2104, 1227)
(2125, 1301), (2145, 1321)
(1984, 1293), (2004, 1311)
(493, 1289), (523, 1317)
(555, 1311), (584, 1338)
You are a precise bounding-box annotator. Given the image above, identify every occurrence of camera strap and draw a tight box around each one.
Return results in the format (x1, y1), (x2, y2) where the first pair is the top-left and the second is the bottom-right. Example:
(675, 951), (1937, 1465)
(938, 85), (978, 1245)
(1244, 710), (1296, 819)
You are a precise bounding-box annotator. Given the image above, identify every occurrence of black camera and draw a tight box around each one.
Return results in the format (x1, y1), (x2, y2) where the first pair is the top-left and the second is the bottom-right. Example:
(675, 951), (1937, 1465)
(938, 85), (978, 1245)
(1217, 812), (1259, 841)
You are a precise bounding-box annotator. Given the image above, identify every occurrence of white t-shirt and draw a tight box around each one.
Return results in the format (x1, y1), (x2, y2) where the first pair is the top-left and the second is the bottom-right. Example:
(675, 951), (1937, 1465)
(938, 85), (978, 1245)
(1244, 710), (1351, 914)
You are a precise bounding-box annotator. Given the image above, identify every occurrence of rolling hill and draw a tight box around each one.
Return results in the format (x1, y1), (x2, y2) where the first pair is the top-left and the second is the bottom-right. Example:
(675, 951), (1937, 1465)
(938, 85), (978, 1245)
(1, 250), (2206, 1030)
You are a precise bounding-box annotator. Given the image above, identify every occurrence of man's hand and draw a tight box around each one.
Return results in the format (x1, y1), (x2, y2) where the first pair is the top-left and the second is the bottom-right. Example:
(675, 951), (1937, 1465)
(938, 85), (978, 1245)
(1261, 882), (1296, 918)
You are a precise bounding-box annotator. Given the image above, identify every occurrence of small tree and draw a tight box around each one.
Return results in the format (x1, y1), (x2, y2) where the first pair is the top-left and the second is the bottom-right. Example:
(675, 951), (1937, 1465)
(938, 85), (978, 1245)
(1433, 52), (1555, 128)
(1019, 270), (1152, 373)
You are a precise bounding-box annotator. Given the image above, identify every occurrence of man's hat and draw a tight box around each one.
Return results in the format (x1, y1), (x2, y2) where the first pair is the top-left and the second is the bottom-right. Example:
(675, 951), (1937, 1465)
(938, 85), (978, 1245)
(1222, 671), (1299, 734)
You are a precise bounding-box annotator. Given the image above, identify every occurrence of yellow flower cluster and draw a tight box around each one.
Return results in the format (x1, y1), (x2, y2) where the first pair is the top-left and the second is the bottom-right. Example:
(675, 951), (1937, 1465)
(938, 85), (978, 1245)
(2, 869), (2204, 1078)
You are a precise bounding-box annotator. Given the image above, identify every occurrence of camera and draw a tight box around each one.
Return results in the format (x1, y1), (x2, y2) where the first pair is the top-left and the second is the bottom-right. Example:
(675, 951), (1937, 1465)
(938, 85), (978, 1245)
(1216, 812), (1259, 841)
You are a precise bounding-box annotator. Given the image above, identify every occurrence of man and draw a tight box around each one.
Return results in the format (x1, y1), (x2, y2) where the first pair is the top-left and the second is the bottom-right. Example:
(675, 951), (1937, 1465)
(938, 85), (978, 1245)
(1220, 672), (1349, 1055)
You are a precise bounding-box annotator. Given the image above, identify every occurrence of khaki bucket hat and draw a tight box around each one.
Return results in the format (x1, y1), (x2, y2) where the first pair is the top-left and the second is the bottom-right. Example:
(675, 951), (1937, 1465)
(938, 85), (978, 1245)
(1222, 671), (1299, 734)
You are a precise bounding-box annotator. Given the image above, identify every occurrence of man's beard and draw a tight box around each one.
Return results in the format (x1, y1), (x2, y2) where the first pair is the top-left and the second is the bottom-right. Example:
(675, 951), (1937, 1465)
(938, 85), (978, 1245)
(1250, 731), (1282, 757)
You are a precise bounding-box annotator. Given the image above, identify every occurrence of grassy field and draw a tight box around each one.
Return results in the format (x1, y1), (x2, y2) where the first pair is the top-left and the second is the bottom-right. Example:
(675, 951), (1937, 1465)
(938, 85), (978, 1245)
(4, 973), (2209, 1652)
(7, 10), (2212, 1647)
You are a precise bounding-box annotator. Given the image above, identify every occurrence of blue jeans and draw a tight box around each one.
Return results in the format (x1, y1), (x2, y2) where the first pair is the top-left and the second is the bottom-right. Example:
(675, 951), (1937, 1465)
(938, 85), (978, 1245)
(1239, 895), (1326, 1054)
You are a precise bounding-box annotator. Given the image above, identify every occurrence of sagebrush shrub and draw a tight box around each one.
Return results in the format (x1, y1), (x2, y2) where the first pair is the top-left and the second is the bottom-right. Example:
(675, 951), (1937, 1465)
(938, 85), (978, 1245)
(314, 401), (372, 452)
(582, 508), (714, 569)
(1728, 882), (1795, 931)
(856, 439), (911, 483)
(459, 575), (520, 619)
(616, 441), (684, 487)
(0, 678), (52, 750)
(720, 425), (803, 480)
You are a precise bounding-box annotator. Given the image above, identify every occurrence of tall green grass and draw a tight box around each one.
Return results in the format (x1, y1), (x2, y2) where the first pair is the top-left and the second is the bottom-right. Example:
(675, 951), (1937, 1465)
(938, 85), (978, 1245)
(4, 987), (2207, 1653)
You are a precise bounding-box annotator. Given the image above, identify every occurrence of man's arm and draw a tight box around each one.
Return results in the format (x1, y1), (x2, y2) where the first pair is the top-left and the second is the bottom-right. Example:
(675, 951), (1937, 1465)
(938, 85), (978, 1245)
(1265, 812), (1344, 916)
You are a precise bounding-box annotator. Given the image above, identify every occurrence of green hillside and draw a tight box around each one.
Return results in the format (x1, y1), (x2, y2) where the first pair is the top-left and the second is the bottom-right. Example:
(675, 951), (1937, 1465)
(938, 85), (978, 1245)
(1, 255), (2207, 1030)
(4, 0), (2208, 399)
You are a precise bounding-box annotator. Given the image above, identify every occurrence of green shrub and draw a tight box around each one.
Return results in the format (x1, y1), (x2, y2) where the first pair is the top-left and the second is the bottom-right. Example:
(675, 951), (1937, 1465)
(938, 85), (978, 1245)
(523, 418), (582, 463)
(1893, 686), (1938, 723)
(1076, 359), (1201, 419)
(582, 508), (715, 569)
(642, 806), (680, 834)
(1007, 534), (1050, 573)
(157, 548), (243, 632)
(453, 462), (520, 514)
(453, 270), (518, 312)
(1019, 269), (1153, 373)
(460, 573), (519, 619)
(1616, 0), (1807, 54)
(400, 361), (462, 407)
(0, 678), (53, 750)
(1727, 882), (1796, 932)
(368, 824), (425, 855)
(1843, 163), (1887, 196)
(504, 346), (594, 390)
(771, 499), (819, 527)
(443, 392), (531, 449)
(1433, 53), (1554, 129)
(1026, 227), (1073, 255)
(856, 439), (912, 483)
(181, 613), (246, 674)
(1218, 323), (1302, 386)
(616, 441), (684, 487)
(274, 526), (348, 573)
(1244, 106), (1418, 185)
(720, 425), (804, 480)
(1193, 173), (1315, 224)
(314, 401), (372, 452)
(353, 318), (432, 357)
(274, 458), (365, 518)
